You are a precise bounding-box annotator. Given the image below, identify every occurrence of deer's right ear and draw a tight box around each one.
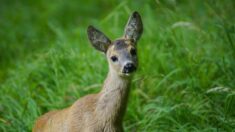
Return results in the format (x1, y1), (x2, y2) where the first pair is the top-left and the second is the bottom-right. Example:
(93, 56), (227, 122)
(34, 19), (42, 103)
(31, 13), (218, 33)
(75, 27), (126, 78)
(124, 11), (143, 43)
(87, 25), (111, 53)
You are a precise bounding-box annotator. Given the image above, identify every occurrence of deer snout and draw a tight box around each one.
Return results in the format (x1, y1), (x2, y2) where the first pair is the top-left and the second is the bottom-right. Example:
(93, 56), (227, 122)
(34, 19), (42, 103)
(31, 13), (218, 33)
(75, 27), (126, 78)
(123, 63), (136, 73)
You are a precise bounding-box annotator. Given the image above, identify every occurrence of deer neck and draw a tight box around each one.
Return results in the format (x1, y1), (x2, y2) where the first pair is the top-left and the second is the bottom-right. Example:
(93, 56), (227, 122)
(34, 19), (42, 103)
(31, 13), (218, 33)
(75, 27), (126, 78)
(96, 68), (132, 124)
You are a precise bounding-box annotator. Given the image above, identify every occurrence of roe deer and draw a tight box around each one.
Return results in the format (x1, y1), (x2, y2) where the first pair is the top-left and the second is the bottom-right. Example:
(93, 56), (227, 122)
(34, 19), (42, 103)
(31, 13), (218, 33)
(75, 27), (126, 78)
(33, 11), (143, 132)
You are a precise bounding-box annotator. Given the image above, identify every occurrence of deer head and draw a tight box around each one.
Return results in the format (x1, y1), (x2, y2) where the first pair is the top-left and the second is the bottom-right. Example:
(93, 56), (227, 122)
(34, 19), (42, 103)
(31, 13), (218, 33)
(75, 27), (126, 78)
(87, 11), (143, 77)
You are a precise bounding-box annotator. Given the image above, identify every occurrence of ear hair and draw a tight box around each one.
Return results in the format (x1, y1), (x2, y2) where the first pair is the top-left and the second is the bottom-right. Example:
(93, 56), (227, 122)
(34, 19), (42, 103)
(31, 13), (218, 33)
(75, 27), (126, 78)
(124, 11), (143, 43)
(87, 25), (111, 53)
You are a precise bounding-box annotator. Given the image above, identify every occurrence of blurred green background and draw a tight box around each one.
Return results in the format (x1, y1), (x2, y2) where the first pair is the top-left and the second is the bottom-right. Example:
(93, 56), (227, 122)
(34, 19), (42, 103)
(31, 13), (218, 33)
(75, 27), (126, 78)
(0, 0), (235, 131)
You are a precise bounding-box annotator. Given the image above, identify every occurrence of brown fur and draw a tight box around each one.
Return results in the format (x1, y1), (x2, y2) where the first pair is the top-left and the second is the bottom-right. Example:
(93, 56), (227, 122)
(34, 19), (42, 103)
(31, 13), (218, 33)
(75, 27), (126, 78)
(33, 11), (143, 132)
(33, 71), (130, 132)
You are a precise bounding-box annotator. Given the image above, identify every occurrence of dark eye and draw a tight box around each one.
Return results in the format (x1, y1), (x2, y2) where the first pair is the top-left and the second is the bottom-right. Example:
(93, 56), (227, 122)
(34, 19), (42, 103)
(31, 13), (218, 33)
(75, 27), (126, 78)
(130, 48), (136, 56)
(111, 56), (118, 62)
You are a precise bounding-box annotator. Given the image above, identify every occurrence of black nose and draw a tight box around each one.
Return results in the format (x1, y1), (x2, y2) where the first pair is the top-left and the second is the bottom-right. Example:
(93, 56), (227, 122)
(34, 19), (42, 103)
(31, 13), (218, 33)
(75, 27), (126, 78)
(123, 63), (136, 73)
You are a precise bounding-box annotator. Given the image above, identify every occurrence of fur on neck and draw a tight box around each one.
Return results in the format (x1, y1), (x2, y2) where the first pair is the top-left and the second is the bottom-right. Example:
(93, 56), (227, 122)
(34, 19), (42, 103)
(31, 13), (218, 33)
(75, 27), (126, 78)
(95, 68), (132, 124)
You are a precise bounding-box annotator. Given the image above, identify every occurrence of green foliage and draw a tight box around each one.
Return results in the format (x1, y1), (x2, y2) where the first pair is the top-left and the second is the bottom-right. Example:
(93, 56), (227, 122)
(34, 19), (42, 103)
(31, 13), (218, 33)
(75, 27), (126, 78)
(0, 0), (235, 131)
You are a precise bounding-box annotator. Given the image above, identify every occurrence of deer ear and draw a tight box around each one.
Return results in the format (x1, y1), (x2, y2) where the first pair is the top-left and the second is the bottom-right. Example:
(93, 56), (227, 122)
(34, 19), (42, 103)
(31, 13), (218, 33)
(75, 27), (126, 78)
(87, 25), (111, 53)
(124, 11), (143, 43)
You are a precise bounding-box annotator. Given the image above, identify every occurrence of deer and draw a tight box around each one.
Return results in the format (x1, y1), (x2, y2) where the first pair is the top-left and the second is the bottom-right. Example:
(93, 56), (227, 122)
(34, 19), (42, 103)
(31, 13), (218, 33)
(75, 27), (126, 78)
(33, 11), (143, 132)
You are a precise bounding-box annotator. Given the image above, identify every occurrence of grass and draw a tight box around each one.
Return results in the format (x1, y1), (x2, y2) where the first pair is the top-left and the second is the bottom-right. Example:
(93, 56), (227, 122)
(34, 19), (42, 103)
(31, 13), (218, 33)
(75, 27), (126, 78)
(0, 0), (235, 131)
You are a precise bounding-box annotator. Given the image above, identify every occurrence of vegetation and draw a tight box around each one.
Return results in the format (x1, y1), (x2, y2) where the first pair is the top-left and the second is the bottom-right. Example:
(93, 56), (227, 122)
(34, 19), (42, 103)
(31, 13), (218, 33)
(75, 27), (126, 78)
(0, 0), (234, 131)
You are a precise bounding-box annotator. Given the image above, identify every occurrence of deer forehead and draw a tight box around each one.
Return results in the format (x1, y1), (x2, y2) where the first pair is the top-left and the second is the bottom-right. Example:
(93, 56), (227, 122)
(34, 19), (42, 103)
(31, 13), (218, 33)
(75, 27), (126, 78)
(108, 39), (134, 55)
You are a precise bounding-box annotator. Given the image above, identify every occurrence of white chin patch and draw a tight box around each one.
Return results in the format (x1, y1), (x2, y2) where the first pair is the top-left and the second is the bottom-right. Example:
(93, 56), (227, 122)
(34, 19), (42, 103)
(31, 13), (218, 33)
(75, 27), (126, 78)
(124, 73), (130, 76)
(119, 72), (133, 77)
(122, 73), (132, 77)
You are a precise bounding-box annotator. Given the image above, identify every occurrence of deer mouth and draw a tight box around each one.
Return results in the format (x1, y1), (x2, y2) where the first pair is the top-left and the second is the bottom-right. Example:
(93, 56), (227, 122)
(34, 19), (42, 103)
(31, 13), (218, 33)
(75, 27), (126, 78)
(122, 69), (136, 74)
(122, 66), (136, 74)
(122, 67), (137, 76)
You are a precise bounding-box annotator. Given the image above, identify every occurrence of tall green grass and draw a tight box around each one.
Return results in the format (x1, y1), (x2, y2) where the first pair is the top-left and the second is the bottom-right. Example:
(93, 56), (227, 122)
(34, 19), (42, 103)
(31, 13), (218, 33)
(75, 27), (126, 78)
(0, 0), (235, 131)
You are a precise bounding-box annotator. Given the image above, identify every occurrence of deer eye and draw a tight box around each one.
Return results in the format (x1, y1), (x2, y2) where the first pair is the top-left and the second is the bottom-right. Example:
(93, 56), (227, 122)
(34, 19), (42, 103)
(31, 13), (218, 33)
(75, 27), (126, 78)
(111, 56), (118, 62)
(130, 48), (136, 56)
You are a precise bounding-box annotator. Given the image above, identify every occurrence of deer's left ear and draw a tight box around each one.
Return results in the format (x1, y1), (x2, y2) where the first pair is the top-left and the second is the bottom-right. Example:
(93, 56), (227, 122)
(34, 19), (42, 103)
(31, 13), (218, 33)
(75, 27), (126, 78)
(124, 11), (143, 43)
(87, 25), (111, 53)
